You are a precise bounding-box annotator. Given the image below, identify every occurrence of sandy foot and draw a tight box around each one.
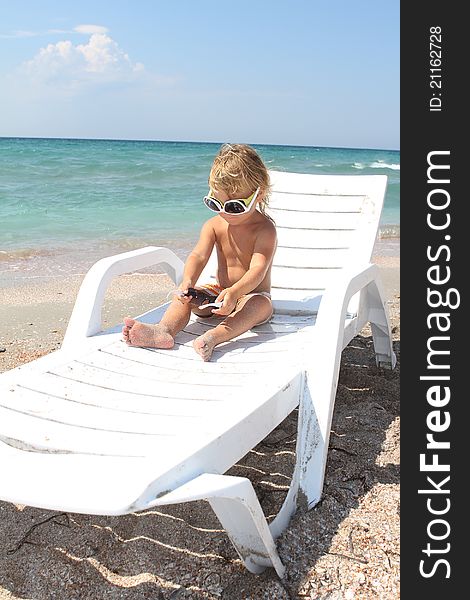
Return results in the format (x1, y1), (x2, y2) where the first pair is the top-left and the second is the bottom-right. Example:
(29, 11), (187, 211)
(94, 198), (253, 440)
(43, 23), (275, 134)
(122, 317), (174, 349)
(193, 333), (216, 361)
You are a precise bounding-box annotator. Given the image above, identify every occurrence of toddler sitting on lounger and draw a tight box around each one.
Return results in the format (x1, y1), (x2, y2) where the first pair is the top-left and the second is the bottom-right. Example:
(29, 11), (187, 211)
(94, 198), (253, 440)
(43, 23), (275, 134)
(123, 143), (277, 361)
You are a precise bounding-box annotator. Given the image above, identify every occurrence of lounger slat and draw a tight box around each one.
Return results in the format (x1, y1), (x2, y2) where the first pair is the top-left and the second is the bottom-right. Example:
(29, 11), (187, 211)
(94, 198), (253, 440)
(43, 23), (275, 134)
(77, 350), (253, 387)
(147, 346), (295, 365)
(1, 387), (210, 435)
(271, 265), (344, 290)
(268, 191), (364, 212)
(271, 287), (323, 299)
(49, 362), (241, 400)
(268, 171), (385, 196)
(273, 246), (351, 269)
(101, 344), (273, 374)
(190, 314), (316, 333)
(271, 293), (359, 318)
(0, 368), (303, 459)
(155, 336), (305, 360)
(173, 330), (308, 350)
(275, 227), (357, 249)
(268, 208), (360, 230)
(182, 324), (312, 341)
(16, 372), (228, 414)
(0, 405), (177, 456)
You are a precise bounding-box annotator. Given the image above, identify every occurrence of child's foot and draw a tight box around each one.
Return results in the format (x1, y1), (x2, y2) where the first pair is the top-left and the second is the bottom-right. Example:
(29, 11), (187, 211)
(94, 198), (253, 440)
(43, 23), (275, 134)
(193, 333), (216, 362)
(123, 317), (174, 349)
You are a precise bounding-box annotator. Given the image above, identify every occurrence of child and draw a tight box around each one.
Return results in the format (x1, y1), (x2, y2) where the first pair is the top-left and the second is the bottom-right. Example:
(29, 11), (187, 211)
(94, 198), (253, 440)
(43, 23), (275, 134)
(122, 143), (277, 361)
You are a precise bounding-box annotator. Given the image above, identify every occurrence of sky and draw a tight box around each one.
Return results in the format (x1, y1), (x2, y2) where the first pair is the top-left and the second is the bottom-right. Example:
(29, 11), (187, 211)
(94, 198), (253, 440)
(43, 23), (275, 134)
(0, 1), (399, 149)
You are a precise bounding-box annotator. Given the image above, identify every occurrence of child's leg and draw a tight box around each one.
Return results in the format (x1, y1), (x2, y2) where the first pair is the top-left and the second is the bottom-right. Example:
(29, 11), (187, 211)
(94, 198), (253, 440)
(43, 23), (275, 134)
(123, 297), (192, 348)
(193, 294), (273, 361)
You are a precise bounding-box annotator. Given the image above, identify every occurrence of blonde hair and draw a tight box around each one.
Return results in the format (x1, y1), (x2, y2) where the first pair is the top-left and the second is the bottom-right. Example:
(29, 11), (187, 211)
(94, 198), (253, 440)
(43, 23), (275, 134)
(208, 143), (273, 221)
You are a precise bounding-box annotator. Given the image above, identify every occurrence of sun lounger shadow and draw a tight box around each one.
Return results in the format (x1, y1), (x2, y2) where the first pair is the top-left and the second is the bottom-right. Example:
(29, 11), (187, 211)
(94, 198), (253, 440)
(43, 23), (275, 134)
(177, 314), (314, 361)
(0, 171), (396, 578)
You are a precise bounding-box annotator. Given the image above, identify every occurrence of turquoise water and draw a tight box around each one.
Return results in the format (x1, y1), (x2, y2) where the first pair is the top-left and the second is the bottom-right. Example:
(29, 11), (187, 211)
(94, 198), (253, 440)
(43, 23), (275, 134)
(0, 137), (399, 280)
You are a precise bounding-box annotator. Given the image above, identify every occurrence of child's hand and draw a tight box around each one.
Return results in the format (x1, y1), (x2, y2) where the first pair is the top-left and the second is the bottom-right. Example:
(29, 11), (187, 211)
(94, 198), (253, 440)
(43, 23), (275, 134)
(175, 281), (193, 305)
(179, 279), (193, 293)
(176, 293), (192, 305)
(211, 288), (237, 316)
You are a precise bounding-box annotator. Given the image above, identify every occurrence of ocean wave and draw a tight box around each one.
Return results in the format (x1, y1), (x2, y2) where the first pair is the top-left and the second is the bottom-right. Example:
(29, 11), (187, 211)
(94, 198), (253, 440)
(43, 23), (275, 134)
(370, 161), (400, 171)
(0, 248), (54, 262)
(353, 162), (365, 169)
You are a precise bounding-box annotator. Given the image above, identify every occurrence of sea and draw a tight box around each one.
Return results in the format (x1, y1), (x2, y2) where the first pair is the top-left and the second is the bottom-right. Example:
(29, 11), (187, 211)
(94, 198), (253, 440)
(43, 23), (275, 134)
(0, 137), (399, 286)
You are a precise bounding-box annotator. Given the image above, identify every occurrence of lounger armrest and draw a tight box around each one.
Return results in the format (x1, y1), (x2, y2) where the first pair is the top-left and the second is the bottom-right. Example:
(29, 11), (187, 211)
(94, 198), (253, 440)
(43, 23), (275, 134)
(315, 263), (383, 336)
(306, 261), (390, 427)
(63, 246), (184, 346)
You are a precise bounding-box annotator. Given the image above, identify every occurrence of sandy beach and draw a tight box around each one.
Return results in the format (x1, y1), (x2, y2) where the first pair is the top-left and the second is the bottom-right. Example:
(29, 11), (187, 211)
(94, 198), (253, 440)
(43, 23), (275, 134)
(0, 245), (400, 599)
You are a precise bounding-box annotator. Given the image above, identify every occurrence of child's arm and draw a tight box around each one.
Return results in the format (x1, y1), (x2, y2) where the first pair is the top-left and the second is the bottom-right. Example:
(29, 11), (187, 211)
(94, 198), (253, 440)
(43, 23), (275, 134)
(179, 219), (216, 291)
(213, 225), (277, 315)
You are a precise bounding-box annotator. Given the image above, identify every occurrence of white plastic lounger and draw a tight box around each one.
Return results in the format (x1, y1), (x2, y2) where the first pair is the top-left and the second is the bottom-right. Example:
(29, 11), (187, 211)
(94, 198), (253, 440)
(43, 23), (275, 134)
(0, 171), (396, 578)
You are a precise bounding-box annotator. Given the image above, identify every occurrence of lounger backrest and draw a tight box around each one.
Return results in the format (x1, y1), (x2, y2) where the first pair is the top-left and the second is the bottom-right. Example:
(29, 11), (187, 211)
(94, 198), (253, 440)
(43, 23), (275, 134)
(197, 171), (387, 315)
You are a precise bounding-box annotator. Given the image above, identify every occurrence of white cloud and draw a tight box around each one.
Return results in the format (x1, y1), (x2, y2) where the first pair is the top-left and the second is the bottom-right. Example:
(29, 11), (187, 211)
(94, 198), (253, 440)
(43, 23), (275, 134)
(0, 23), (107, 39)
(74, 24), (109, 35)
(22, 32), (144, 88)
(1, 30), (37, 38)
(0, 28), (69, 39)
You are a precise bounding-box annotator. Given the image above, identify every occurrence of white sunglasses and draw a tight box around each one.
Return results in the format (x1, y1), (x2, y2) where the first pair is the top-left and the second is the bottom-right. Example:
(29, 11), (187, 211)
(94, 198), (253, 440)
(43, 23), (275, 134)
(203, 187), (260, 215)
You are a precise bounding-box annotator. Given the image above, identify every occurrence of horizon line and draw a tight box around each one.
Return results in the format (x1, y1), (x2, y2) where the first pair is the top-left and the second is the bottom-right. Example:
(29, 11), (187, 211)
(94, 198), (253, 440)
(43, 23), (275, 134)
(0, 135), (400, 153)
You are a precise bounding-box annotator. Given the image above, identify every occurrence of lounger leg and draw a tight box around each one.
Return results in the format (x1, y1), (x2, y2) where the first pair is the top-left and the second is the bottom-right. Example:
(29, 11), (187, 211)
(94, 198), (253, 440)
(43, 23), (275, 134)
(294, 378), (325, 511)
(273, 370), (339, 514)
(364, 280), (397, 368)
(269, 373), (323, 535)
(208, 481), (286, 578)
(150, 473), (285, 578)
